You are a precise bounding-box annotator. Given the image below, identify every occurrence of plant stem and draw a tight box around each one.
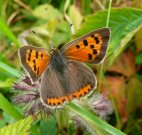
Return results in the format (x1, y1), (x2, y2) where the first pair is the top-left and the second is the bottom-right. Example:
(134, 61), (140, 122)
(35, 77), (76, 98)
(98, 0), (112, 92)
(98, 0), (121, 129)
(106, 0), (112, 28)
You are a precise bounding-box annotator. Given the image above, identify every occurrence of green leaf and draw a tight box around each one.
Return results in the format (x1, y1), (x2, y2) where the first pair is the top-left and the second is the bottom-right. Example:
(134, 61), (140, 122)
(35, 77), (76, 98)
(66, 103), (126, 135)
(73, 8), (142, 66)
(32, 4), (62, 21)
(0, 119), (7, 128)
(136, 53), (142, 64)
(0, 61), (20, 78)
(0, 94), (23, 120)
(0, 17), (21, 48)
(40, 116), (57, 135)
(0, 78), (15, 88)
(0, 116), (33, 135)
(3, 112), (15, 124)
(69, 5), (83, 30)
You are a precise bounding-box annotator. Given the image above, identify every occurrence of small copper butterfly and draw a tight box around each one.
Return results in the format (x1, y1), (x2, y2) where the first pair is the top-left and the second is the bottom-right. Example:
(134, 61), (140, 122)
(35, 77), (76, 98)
(19, 28), (110, 108)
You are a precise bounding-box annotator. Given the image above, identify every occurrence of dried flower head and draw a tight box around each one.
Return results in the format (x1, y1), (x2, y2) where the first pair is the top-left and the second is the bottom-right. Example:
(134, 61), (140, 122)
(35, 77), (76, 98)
(89, 93), (113, 120)
(74, 116), (94, 134)
(13, 76), (51, 116)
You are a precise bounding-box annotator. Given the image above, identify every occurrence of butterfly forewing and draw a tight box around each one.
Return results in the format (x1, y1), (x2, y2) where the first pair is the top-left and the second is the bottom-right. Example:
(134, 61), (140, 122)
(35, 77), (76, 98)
(19, 46), (50, 82)
(61, 28), (110, 64)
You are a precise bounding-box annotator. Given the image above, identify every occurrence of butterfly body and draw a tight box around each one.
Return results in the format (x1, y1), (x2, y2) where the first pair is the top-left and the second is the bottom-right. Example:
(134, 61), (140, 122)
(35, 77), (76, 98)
(50, 48), (67, 74)
(19, 28), (110, 108)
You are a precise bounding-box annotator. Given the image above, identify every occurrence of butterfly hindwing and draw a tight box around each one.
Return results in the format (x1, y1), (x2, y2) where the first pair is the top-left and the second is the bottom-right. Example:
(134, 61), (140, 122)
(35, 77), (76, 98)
(40, 60), (96, 107)
(61, 28), (110, 64)
(19, 46), (50, 82)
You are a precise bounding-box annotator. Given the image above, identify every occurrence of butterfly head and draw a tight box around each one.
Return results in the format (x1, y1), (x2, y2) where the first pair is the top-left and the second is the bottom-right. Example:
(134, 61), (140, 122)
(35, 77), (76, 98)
(50, 47), (67, 73)
(50, 47), (58, 55)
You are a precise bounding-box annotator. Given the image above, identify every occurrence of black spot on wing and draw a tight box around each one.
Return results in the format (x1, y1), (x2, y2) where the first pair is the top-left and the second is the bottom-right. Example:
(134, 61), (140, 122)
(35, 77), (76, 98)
(41, 53), (43, 58)
(37, 67), (39, 75)
(28, 49), (32, 61)
(91, 35), (94, 38)
(33, 60), (36, 63)
(33, 60), (36, 71)
(88, 54), (92, 60)
(90, 45), (94, 48)
(36, 51), (38, 59)
(93, 49), (97, 54)
(94, 37), (99, 44)
(28, 53), (31, 61)
(83, 40), (88, 46)
(34, 64), (36, 71)
(91, 35), (100, 44)
(76, 45), (80, 49)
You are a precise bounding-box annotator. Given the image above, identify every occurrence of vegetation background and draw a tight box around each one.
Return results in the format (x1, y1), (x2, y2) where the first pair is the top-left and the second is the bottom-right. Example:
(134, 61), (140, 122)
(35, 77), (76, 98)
(0, 0), (142, 135)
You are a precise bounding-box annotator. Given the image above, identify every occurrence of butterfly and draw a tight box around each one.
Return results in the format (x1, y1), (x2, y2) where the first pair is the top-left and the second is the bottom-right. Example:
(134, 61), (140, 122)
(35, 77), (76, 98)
(19, 28), (110, 108)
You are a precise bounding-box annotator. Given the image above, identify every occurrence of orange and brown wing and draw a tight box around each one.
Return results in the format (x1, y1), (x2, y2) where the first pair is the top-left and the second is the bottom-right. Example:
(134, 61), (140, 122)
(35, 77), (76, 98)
(61, 28), (110, 64)
(19, 46), (50, 82)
